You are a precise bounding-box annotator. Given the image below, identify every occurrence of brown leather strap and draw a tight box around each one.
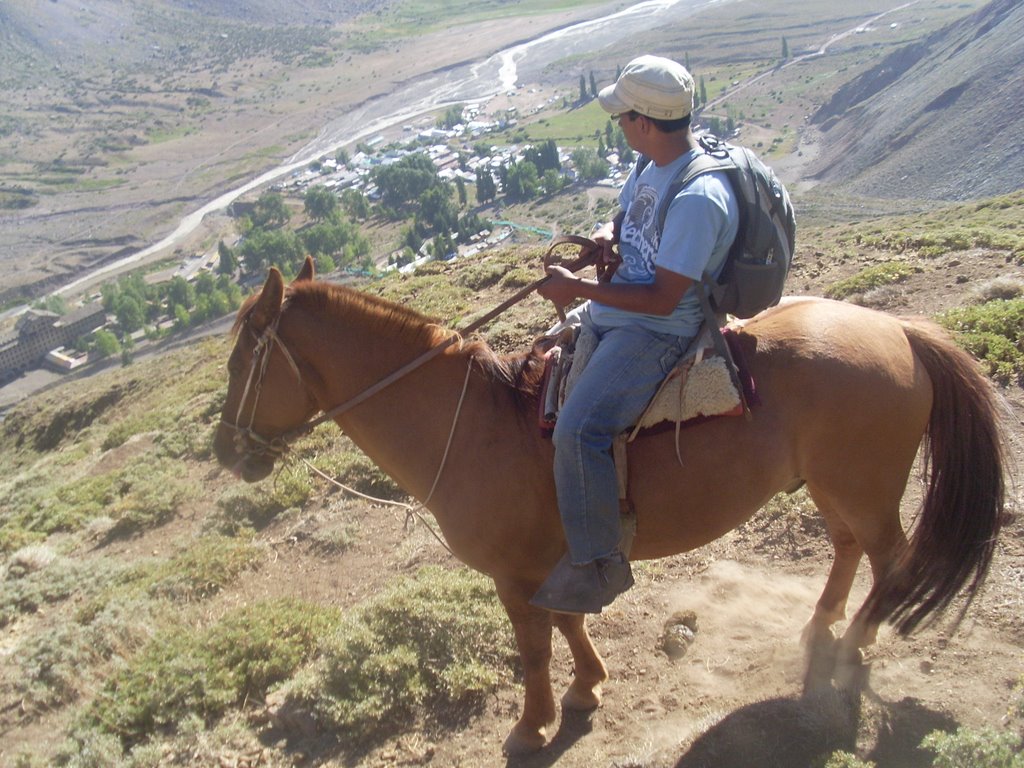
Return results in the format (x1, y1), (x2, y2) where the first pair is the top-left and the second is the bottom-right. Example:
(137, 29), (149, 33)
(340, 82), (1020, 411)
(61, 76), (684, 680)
(540, 234), (617, 321)
(285, 235), (602, 440)
(542, 234), (599, 272)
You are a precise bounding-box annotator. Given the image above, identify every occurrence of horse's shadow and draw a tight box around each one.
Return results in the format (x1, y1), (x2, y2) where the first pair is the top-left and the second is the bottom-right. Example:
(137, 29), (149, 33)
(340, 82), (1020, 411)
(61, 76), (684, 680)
(506, 672), (960, 768)
(670, 688), (958, 768)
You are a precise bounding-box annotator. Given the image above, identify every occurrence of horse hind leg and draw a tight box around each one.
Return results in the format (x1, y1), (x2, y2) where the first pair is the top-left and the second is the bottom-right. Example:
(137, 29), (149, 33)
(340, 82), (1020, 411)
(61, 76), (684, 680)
(553, 612), (608, 711)
(804, 483), (910, 692)
(802, 497), (865, 693)
(834, 521), (909, 690)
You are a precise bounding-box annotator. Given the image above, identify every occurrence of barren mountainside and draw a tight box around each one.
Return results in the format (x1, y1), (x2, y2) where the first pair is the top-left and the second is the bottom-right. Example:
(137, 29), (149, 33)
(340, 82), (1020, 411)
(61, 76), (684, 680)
(808, 0), (1024, 201)
(0, 0), (385, 56)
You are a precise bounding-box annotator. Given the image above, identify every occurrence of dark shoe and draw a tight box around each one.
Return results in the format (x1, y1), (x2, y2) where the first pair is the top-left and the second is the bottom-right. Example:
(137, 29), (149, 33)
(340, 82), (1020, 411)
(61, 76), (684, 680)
(529, 551), (634, 614)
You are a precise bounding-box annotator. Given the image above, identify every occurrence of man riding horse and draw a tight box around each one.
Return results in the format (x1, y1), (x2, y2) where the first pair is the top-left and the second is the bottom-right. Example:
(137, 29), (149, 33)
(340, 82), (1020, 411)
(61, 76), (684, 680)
(534, 55), (739, 614)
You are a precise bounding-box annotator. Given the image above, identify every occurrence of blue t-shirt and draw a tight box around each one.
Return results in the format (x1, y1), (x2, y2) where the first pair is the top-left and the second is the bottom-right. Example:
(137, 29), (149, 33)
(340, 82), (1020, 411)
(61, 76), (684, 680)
(589, 150), (739, 337)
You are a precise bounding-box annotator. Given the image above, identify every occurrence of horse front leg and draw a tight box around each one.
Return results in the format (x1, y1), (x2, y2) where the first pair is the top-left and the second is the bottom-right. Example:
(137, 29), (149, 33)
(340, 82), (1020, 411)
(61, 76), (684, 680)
(495, 579), (557, 754)
(553, 612), (608, 710)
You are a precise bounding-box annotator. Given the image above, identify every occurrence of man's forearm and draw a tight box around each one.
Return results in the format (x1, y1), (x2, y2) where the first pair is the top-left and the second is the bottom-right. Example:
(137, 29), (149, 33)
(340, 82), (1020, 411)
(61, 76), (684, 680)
(540, 265), (693, 316)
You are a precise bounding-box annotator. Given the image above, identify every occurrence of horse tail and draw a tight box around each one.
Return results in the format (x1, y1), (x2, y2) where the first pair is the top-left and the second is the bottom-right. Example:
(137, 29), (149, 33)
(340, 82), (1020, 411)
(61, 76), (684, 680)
(864, 317), (1007, 635)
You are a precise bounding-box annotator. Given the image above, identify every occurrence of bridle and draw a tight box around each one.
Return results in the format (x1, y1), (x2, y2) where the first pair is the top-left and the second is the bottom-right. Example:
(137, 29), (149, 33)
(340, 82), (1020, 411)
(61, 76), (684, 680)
(220, 315), (309, 462)
(220, 310), (473, 557)
(220, 234), (603, 465)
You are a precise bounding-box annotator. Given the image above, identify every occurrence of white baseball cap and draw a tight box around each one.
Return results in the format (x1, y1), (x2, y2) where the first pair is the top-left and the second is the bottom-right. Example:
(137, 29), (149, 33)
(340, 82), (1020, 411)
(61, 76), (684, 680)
(598, 55), (695, 120)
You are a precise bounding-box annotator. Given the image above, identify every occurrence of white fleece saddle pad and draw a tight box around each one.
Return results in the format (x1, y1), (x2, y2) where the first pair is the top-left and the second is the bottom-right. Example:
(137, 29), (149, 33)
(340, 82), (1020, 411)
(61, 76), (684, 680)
(563, 325), (742, 430)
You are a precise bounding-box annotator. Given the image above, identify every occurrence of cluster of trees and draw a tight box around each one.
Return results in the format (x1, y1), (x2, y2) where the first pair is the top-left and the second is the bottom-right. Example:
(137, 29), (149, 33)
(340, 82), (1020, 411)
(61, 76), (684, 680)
(369, 153), (491, 263)
(223, 189), (372, 278)
(475, 171), (498, 203)
(704, 115), (737, 137)
(599, 119), (634, 163)
(89, 269), (244, 362)
(225, 97), (645, 284)
(437, 104), (465, 130)
(373, 154), (444, 212)
(499, 138), (559, 201)
(475, 133), (623, 205)
(571, 147), (609, 183)
(579, 71), (602, 103)
(84, 177), (372, 367)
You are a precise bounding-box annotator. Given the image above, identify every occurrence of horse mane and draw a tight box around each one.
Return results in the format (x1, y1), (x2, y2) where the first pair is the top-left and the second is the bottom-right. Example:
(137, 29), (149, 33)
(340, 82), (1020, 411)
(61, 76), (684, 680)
(266, 280), (547, 404)
(231, 293), (259, 336)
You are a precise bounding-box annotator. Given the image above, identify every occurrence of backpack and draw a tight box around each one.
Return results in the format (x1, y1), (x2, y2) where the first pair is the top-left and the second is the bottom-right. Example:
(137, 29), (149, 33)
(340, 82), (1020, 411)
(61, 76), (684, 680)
(637, 133), (796, 319)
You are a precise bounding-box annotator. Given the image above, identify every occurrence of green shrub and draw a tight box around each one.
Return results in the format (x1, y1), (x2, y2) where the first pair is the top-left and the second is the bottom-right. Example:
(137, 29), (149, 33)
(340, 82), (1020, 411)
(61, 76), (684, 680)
(939, 298), (1024, 384)
(77, 537), (260, 626)
(54, 729), (126, 768)
(81, 599), (341, 750)
(1, 552), (119, 628)
(1012, 676), (1024, 719)
(922, 726), (1024, 768)
(454, 261), (512, 290)
(499, 266), (541, 289)
(104, 457), (201, 537)
(6, 592), (160, 720)
(214, 466), (313, 530)
(9, 623), (103, 713)
(825, 261), (918, 300)
(145, 535), (262, 602)
(0, 454), (200, 551)
(819, 752), (875, 767)
(287, 566), (515, 744)
(367, 272), (471, 323)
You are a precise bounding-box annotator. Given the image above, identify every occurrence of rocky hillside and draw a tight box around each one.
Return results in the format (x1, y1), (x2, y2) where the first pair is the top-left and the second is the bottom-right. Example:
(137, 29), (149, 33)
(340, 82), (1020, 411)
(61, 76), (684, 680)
(808, 0), (1024, 201)
(0, 208), (1021, 765)
(0, 0), (384, 56)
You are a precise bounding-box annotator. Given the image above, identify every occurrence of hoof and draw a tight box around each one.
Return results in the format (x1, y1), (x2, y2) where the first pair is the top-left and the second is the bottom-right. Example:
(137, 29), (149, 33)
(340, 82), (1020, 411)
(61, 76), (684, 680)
(834, 647), (868, 692)
(802, 633), (838, 694)
(800, 618), (836, 648)
(503, 722), (548, 755)
(561, 681), (602, 711)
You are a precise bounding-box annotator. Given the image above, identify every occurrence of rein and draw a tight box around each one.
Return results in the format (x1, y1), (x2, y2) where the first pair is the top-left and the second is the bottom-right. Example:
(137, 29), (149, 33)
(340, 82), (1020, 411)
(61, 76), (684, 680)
(224, 235), (599, 458)
(221, 235), (598, 551)
(256, 234), (600, 446)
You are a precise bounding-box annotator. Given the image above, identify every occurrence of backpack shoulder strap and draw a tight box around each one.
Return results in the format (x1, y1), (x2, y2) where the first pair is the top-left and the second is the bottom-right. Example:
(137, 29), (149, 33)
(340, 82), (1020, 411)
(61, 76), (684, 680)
(655, 152), (735, 234)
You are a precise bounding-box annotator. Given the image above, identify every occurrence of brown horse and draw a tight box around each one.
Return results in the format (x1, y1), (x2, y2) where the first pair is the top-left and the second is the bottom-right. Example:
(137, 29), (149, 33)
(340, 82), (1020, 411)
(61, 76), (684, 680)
(213, 258), (1006, 754)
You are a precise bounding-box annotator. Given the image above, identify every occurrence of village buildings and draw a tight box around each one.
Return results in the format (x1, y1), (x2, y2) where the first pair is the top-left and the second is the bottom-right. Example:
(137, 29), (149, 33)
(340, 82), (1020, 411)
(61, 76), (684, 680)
(0, 303), (106, 382)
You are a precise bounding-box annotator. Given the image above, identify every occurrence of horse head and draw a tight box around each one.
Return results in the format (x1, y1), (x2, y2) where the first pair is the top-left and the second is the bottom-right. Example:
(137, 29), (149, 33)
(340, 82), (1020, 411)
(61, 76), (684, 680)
(214, 257), (320, 482)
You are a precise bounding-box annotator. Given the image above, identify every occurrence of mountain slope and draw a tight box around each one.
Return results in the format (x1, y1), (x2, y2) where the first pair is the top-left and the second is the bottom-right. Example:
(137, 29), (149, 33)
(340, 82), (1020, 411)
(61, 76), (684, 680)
(807, 0), (1024, 201)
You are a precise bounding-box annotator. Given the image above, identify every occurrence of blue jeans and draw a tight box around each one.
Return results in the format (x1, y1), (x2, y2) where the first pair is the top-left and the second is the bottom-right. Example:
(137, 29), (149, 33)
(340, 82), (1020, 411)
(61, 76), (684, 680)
(552, 305), (689, 564)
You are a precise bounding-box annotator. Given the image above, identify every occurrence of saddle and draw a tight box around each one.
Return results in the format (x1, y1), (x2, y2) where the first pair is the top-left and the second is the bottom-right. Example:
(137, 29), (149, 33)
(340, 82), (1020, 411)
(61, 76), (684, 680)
(539, 321), (755, 436)
(538, 321), (758, 556)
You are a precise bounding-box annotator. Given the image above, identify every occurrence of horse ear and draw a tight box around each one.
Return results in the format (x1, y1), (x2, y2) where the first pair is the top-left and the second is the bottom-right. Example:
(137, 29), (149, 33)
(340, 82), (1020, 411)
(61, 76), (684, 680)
(250, 267), (285, 331)
(294, 255), (315, 283)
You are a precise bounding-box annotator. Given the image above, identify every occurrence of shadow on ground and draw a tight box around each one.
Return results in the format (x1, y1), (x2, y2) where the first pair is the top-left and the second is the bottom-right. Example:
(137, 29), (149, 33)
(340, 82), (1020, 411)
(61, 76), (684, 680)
(670, 688), (958, 768)
(502, 683), (960, 768)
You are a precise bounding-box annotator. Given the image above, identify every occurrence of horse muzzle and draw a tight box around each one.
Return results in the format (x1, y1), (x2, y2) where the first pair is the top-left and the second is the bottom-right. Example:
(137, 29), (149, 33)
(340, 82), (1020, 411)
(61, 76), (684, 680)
(214, 421), (282, 483)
